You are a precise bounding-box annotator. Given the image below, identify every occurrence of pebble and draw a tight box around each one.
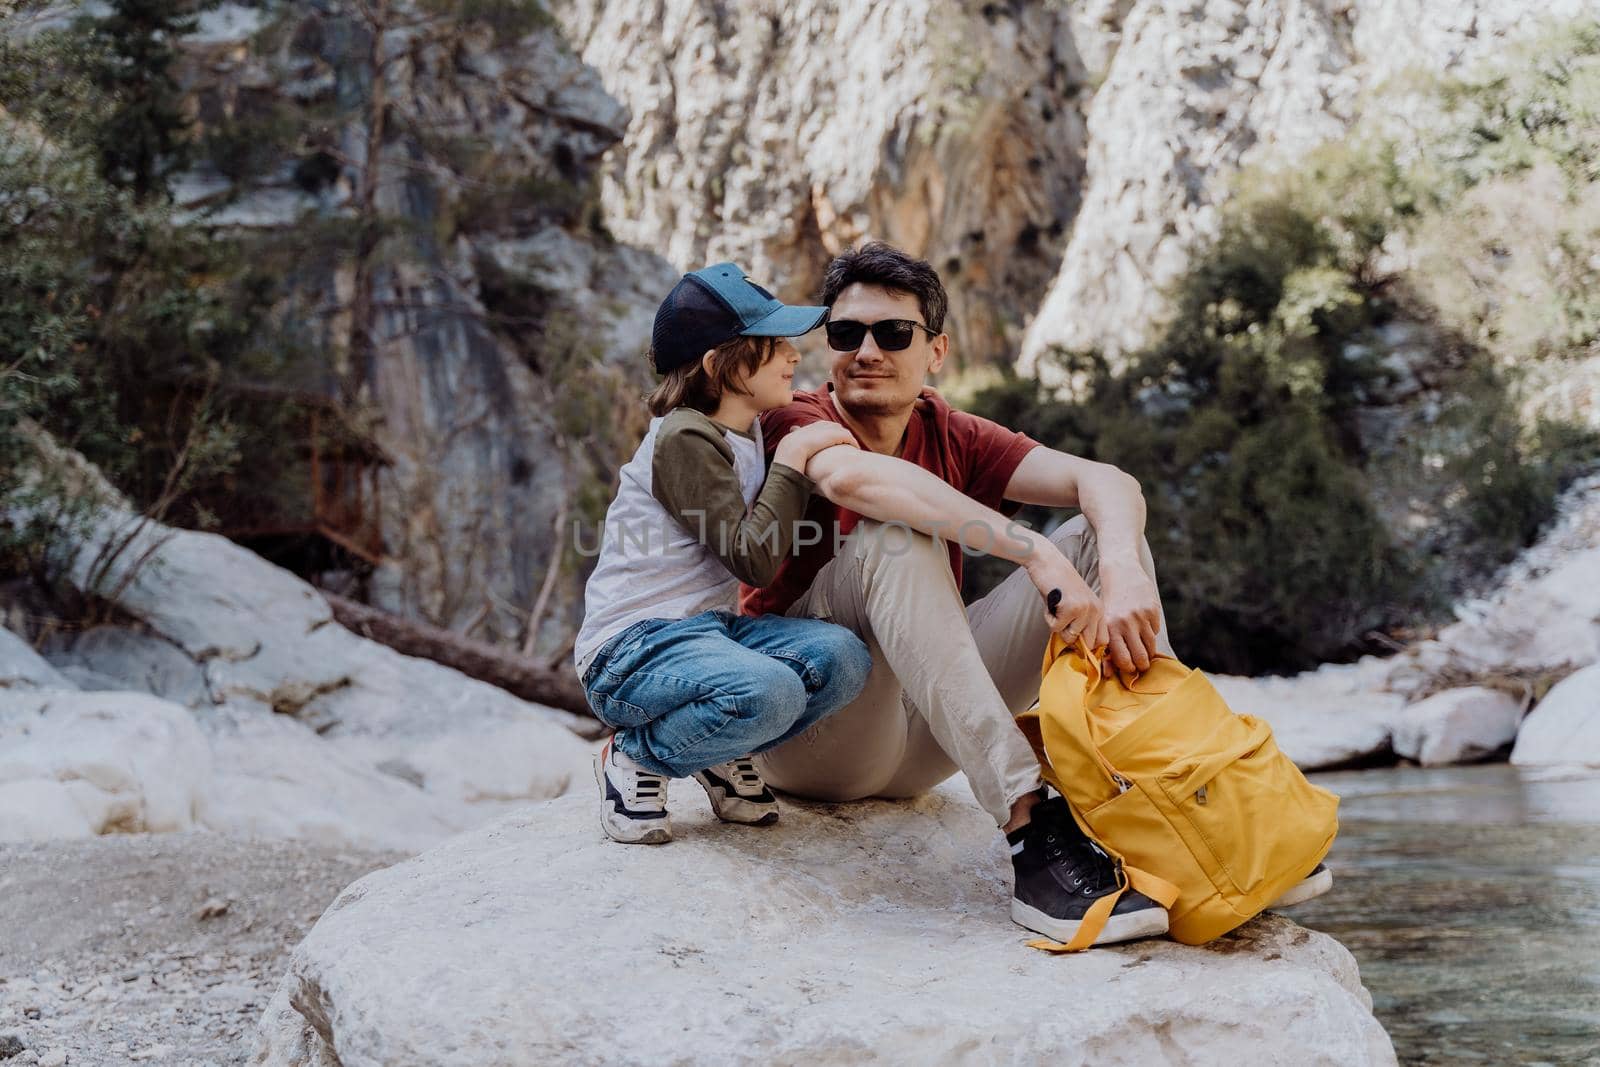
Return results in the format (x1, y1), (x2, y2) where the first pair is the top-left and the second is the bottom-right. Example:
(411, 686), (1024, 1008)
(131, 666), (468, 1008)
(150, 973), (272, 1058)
(37, 1051), (65, 1067)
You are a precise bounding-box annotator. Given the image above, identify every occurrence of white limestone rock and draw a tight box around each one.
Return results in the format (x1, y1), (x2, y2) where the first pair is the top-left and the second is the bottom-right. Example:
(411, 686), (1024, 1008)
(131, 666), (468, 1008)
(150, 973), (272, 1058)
(1022, 0), (1600, 369)
(1216, 475), (1600, 769)
(4, 433), (595, 848)
(255, 784), (1394, 1067)
(1511, 664), (1600, 767)
(0, 689), (212, 841)
(43, 625), (211, 709)
(1390, 686), (1524, 767)
(558, 0), (1093, 370)
(196, 709), (549, 853)
(0, 627), (73, 691)
(16, 432), (590, 747)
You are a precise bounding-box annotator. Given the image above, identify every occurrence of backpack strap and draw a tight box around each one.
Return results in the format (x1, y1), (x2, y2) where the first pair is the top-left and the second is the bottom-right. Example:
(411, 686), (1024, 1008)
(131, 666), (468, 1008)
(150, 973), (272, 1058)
(1025, 864), (1181, 953)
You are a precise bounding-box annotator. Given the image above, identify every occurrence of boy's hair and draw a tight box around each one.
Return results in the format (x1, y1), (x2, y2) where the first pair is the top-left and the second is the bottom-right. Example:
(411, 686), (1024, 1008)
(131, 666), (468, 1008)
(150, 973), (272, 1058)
(820, 241), (949, 334)
(646, 335), (776, 417)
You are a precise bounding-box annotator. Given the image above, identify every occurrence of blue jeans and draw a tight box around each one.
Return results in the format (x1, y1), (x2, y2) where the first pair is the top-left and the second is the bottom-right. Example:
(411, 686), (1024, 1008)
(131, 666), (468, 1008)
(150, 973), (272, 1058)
(580, 609), (872, 778)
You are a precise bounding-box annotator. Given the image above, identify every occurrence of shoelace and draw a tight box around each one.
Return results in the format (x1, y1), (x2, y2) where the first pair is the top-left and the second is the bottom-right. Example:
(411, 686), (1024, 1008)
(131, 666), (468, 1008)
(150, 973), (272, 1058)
(728, 757), (765, 794)
(1035, 806), (1119, 895)
(612, 746), (668, 810)
(630, 767), (668, 809)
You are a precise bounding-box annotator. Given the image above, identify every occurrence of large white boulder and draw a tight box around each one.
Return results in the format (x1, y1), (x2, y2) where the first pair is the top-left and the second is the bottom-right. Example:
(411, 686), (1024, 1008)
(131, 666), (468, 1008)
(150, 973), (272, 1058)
(4, 434), (595, 849)
(1511, 664), (1600, 767)
(1390, 687), (1524, 767)
(255, 785), (1394, 1067)
(197, 709), (543, 853)
(0, 689), (212, 841)
(46, 624), (211, 708)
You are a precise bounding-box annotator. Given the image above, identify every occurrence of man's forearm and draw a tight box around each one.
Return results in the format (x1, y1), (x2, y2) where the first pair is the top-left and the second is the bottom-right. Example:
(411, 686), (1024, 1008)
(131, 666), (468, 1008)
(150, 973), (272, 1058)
(1073, 464), (1147, 571)
(810, 451), (1039, 564)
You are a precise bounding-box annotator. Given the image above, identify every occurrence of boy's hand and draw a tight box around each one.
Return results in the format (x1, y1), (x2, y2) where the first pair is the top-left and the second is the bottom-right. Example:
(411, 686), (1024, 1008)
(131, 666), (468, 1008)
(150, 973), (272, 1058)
(774, 422), (858, 471)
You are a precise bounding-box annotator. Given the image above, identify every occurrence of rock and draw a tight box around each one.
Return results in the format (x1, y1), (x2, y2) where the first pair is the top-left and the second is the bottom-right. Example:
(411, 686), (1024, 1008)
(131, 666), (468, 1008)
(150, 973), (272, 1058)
(7, 432), (593, 846)
(36, 1051), (64, 1067)
(0, 779), (96, 841)
(255, 785), (1394, 1066)
(0, 1034), (22, 1060)
(1022, 0), (1600, 368)
(1216, 474), (1600, 769)
(197, 898), (231, 921)
(0, 690), (212, 841)
(197, 708), (578, 853)
(557, 0), (1093, 372)
(1390, 687), (1524, 766)
(0, 630), (72, 692)
(169, 2), (675, 649)
(1511, 664), (1600, 767)
(42, 626), (210, 709)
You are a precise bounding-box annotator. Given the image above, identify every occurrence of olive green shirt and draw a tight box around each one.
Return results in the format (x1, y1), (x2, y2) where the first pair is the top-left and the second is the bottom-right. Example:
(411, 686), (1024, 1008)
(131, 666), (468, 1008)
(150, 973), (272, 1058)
(649, 407), (813, 588)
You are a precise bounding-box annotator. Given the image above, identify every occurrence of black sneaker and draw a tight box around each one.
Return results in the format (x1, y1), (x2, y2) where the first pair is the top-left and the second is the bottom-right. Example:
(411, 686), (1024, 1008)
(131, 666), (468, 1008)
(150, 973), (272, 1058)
(1008, 796), (1169, 946)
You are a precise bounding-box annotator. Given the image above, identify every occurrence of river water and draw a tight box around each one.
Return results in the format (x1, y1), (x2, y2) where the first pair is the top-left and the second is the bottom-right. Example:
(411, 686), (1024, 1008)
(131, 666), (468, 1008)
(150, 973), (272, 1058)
(1294, 763), (1600, 1065)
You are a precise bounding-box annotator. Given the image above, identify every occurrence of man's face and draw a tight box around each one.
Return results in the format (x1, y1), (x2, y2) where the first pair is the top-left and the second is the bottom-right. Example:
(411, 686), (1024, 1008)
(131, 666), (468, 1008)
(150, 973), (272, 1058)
(826, 283), (948, 418)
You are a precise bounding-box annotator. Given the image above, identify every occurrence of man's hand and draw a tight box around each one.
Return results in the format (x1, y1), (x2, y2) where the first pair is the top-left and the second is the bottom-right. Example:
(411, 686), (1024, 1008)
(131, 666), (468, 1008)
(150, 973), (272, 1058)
(1099, 560), (1163, 674)
(774, 422), (857, 474)
(1026, 540), (1108, 650)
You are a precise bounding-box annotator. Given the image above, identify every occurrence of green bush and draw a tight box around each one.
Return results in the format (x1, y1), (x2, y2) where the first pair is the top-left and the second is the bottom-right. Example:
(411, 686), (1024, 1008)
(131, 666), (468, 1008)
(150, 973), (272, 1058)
(966, 22), (1600, 675)
(970, 181), (1594, 675)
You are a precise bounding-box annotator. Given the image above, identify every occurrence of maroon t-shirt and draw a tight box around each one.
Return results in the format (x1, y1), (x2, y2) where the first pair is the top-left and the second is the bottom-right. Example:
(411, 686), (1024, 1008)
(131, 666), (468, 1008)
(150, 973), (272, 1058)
(739, 383), (1041, 617)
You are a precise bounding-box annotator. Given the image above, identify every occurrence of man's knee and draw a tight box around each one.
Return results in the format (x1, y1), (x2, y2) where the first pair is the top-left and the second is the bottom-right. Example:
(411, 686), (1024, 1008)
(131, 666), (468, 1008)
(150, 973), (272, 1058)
(1048, 513), (1095, 551)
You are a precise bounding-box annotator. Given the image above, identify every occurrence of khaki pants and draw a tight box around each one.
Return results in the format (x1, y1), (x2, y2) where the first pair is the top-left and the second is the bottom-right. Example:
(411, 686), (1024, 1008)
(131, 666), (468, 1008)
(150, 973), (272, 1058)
(754, 515), (1175, 827)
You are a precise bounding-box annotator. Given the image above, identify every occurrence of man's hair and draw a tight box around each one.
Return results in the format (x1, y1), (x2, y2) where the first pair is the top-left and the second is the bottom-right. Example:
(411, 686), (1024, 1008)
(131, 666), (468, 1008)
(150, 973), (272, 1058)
(645, 335), (776, 417)
(820, 241), (948, 335)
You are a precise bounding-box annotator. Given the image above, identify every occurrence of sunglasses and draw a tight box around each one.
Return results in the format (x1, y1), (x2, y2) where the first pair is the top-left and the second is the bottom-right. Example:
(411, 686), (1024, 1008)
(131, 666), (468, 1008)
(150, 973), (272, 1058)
(824, 318), (938, 352)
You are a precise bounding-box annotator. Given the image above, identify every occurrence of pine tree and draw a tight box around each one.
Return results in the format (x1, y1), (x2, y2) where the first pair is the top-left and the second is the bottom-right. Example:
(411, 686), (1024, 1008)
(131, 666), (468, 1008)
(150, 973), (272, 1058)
(80, 0), (201, 201)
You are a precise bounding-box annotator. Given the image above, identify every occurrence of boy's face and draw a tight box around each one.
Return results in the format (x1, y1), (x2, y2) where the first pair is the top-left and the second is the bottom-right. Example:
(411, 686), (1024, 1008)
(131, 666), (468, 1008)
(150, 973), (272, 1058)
(737, 338), (803, 411)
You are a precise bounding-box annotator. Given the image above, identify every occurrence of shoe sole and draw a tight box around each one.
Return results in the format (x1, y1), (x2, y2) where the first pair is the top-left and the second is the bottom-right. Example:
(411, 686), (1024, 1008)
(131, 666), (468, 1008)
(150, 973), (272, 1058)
(1010, 898), (1169, 947)
(691, 774), (779, 826)
(594, 751), (671, 845)
(1269, 866), (1333, 908)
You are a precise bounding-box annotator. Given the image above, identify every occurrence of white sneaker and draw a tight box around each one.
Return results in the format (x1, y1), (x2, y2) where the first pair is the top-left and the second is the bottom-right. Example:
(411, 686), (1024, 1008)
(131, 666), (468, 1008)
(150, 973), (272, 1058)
(692, 756), (780, 826)
(594, 738), (672, 844)
(1270, 863), (1333, 908)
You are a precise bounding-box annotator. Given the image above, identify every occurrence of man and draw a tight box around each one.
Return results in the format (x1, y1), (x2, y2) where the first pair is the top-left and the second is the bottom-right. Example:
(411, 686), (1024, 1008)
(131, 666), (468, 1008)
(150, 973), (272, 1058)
(739, 242), (1175, 947)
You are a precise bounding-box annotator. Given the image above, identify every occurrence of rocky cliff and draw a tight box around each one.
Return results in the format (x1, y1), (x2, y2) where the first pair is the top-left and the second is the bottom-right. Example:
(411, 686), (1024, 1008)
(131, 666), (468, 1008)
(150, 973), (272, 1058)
(556, 0), (1098, 372)
(171, 1), (677, 656)
(1024, 0), (1600, 369)
(555, 0), (1600, 373)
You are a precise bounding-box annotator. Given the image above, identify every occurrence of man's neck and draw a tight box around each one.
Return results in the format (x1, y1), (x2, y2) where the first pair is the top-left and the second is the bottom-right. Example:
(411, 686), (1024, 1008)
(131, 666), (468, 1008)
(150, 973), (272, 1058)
(827, 385), (913, 457)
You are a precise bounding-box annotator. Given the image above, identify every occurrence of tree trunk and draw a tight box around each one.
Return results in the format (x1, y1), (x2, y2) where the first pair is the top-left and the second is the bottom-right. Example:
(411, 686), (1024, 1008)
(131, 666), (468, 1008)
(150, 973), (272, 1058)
(324, 591), (598, 728)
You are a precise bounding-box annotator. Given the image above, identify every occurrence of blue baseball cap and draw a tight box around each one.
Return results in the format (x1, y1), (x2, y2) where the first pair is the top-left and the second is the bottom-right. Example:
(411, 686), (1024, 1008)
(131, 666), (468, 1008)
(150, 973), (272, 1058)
(651, 262), (828, 374)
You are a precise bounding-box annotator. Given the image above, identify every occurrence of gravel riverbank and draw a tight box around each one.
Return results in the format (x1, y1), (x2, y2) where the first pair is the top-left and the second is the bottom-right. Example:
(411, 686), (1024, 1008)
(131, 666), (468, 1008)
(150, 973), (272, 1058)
(0, 833), (403, 1066)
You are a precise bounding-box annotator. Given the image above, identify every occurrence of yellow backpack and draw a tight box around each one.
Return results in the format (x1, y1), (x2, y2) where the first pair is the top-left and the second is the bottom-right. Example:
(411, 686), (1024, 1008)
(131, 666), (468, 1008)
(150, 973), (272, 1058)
(1016, 634), (1339, 949)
